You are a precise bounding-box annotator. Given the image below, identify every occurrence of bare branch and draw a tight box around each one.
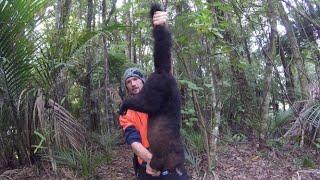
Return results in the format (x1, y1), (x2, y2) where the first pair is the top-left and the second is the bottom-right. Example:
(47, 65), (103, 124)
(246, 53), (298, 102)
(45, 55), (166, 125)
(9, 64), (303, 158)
(282, 0), (320, 29)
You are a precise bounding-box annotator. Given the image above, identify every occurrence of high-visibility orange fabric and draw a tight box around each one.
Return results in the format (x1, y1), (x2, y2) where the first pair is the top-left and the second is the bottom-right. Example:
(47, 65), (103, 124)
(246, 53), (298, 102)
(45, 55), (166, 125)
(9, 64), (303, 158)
(119, 109), (149, 164)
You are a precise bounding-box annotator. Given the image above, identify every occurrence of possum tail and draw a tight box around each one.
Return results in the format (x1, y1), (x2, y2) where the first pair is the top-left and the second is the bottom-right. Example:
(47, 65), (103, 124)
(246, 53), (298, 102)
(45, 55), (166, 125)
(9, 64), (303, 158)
(150, 3), (172, 74)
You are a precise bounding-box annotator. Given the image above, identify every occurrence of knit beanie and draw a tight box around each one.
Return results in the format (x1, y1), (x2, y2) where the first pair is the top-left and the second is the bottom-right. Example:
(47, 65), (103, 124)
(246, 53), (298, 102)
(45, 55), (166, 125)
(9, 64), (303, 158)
(122, 67), (146, 89)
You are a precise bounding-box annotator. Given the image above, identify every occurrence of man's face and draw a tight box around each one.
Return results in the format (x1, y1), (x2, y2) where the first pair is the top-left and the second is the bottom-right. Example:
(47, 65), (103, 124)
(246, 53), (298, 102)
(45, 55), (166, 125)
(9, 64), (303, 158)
(125, 76), (144, 95)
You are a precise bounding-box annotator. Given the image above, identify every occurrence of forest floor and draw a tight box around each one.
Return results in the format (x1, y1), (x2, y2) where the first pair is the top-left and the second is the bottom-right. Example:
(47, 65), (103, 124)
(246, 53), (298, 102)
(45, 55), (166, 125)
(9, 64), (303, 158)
(1, 139), (320, 180)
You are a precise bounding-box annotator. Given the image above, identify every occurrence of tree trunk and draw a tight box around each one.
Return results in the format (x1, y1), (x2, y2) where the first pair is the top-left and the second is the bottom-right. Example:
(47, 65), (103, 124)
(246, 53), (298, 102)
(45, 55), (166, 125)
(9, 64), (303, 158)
(55, 0), (62, 29)
(101, 0), (115, 132)
(175, 43), (212, 171)
(53, 0), (71, 108)
(238, 16), (252, 65)
(278, 2), (309, 98)
(83, 0), (94, 129)
(206, 0), (223, 171)
(316, 60), (320, 84)
(125, 0), (133, 62)
(305, 0), (320, 38)
(102, 0), (110, 132)
(138, 29), (143, 65)
(279, 41), (296, 103)
(209, 58), (222, 168)
(133, 42), (137, 64)
(259, 0), (277, 139)
(301, 0), (320, 83)
(224, 28), (256, 133)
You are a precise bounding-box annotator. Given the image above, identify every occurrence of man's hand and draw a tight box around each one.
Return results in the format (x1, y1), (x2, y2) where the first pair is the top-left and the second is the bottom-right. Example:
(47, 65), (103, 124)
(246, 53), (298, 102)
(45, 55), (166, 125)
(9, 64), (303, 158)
(153, 11), (168, 26)
(146, 161), (161, 176)
(131, 142), (160, 176)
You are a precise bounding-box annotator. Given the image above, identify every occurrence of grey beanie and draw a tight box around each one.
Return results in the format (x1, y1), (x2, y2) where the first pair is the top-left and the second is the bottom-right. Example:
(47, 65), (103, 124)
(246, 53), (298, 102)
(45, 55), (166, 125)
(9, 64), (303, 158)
(122, 67), (146, 88)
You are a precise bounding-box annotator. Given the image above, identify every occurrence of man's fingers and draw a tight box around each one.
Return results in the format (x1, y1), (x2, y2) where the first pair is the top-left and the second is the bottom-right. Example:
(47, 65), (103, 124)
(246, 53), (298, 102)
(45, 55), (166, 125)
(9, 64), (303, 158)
(146, 163), (161, 176)
(154, 11), (167, 16)
(153, 11), (168, 21)
(147, 170), (160, 176)
(153, 17), (168, 23)
(152, 12), (168, 26)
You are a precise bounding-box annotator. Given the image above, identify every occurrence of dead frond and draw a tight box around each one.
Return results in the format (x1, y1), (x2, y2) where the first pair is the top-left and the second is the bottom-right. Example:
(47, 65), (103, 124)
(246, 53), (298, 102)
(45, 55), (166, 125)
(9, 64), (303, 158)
(283, 83), (320, 146)
(33, 91), (86, 151)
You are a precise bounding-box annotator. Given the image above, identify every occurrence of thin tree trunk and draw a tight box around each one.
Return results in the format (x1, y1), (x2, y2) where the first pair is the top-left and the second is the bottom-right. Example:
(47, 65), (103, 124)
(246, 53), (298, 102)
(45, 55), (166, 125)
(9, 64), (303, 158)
(209, 58), (222, 168)
(175, 42), (212, 171)
(83, 0), (94, 129)
(283, 0), (320, 29)
(133, 42), (137, 64)
(131, 3), (135, 63)
(238, 16), (252, 65)
(55, 0), (62, 29)
(259, 0), (277, 139)
(305, 0), (320, 38)
(279, 41), (296, 103)
(278, 2), (309, 98)
(138, 29), (142, 65)
(101, 0), (117, 132)
(298, 0), (320, 83)
(102, 0), (110, 132)
(316, 60), (320, 83)
(207, 0), (223, 171)
(54, 0), (71, 108)
(125, 0), (133, 62)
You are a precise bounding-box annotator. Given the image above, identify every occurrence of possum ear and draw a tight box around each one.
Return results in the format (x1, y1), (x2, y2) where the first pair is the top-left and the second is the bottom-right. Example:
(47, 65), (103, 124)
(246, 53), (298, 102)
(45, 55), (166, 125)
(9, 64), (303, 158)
(150, 3), (163, 20)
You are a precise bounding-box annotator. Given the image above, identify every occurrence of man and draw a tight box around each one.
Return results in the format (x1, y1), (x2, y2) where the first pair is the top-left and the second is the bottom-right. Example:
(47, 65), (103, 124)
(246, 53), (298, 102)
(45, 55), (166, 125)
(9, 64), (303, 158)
(119, 11), (188, 180)
(119, 67), (157, 178)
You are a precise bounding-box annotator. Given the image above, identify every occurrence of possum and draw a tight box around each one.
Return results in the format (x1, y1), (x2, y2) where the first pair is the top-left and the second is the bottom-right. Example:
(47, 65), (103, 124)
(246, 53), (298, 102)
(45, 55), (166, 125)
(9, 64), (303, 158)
(119, 3), (185, 172)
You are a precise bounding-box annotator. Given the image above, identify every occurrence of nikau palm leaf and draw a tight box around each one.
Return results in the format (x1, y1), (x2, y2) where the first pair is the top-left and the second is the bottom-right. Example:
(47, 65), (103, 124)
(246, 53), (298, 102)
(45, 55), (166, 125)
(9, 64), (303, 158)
(34, 91), (86, 151)
(283, 100), (320, 144)
(300, 103), (320, 141)
(0, 0), (50, 101)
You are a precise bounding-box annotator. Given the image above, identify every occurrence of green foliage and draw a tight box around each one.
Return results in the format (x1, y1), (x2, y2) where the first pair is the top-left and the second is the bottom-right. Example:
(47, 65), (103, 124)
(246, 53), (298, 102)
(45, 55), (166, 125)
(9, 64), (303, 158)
(0, 0), (51, 99)
(266, 139), (285, 149)
(181, 128), (203, 173)
(0, 0), (52, 166)
(293, 156), (317, 169)
(184, 145), (201, 172)
(232, 133), (247, 142)
(181, 128), (205, 153)
(68, 83), (83, 118)
(54, 146), (111, 179)
(108, 51), (128, 83)
(302, 157), (317, 169)
(90, 130), (119, 155)
(268, 110), (293, 137)
(293, 157), (302, 168)
(181, 107), (197, 127)
(1, 0), (320, 174)
(221, 93), (250, 132)
(189, 8), (223, 38)
(33, 130), (47, 153)
(209, 1), (233, 12)
(179, 79), (203, 91)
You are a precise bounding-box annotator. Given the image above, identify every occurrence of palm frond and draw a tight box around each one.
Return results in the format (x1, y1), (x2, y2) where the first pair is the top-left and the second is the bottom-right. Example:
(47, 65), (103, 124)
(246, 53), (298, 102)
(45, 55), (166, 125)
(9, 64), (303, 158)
(34, 91), (86, 151)
(0, 0), (51, 100)
(299, 102), (320, 140)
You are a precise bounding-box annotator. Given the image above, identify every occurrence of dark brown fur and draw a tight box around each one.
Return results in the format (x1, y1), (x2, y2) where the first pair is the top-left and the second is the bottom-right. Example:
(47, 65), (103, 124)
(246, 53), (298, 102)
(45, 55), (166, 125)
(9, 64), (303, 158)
(119, 3), (185, 171)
